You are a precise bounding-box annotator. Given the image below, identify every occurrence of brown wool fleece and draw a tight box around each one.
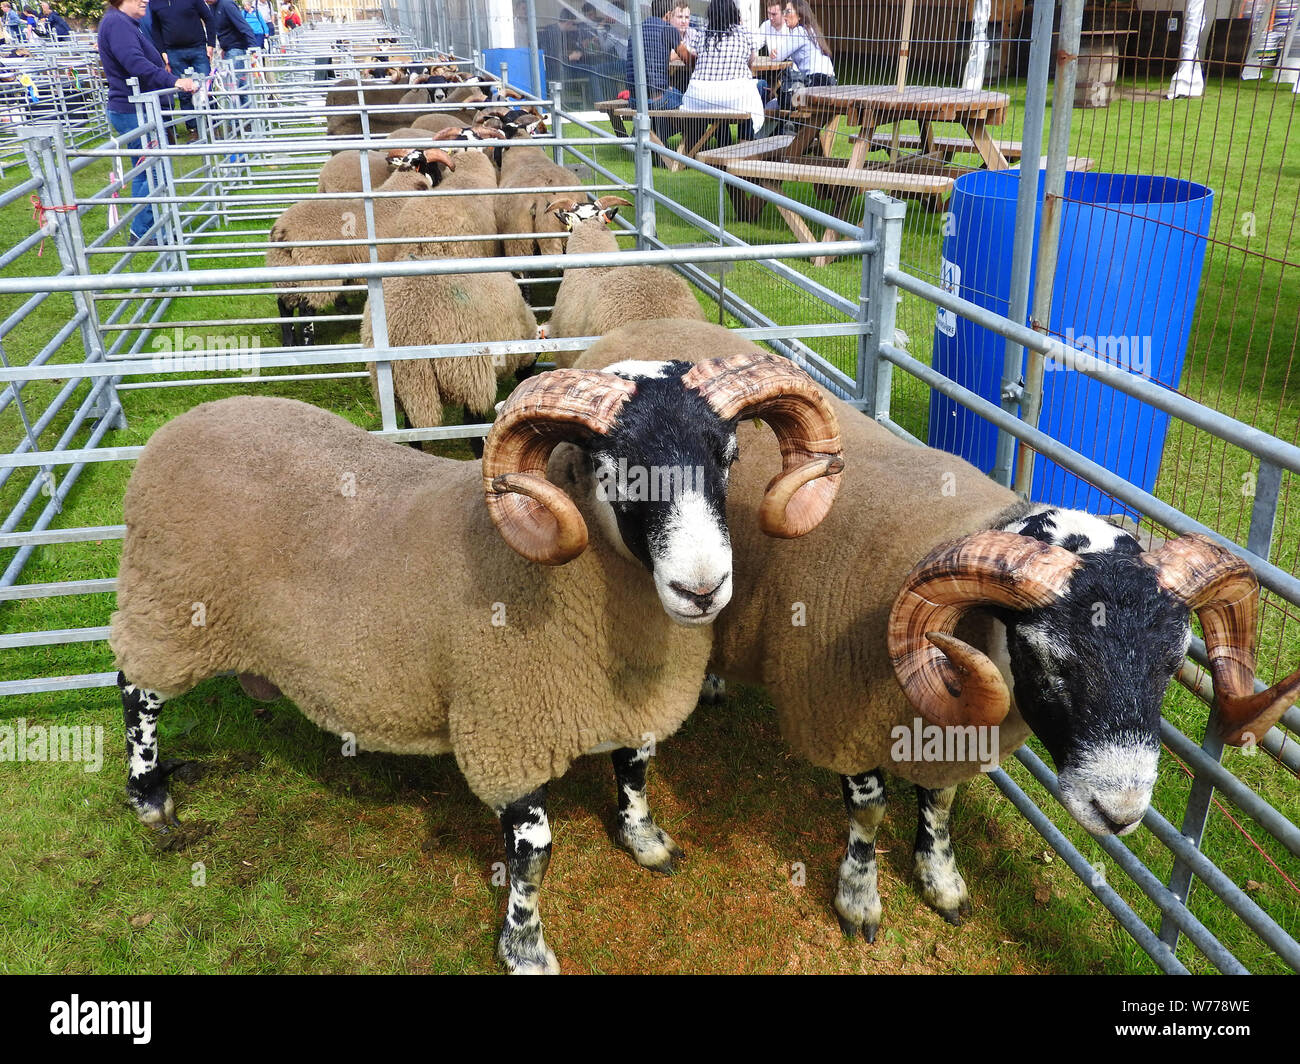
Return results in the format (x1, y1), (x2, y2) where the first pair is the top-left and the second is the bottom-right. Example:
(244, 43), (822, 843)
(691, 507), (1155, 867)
(266, 169), (433, 311)
(380, 147), (500, 261)
(360, 269), (537, 426)
(325, 80), (425, 138)
(110, 396), (713, 811)
(546, 220), (706, 369)
(494, 144), (575, 257)
(317, 149), (392, 194)
(574, 320), (1031, 788)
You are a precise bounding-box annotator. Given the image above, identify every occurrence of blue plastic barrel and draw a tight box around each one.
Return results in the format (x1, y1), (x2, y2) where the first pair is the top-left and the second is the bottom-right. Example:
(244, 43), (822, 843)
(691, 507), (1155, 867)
(483, 48), (548, 98)
(927, 170), (1214, 517)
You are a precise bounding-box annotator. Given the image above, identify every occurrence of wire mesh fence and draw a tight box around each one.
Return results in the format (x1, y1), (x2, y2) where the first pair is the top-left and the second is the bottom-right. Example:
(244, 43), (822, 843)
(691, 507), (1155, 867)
(0, 1), (1296, 974)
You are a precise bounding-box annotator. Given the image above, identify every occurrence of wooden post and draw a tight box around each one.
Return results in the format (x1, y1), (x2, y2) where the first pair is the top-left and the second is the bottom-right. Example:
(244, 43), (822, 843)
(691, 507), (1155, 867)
(896, 0), (914, 92)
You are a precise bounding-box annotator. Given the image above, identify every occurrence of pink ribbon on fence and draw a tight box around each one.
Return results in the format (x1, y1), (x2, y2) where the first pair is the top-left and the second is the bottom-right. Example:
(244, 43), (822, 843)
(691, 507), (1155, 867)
(30, 195), (77, 257)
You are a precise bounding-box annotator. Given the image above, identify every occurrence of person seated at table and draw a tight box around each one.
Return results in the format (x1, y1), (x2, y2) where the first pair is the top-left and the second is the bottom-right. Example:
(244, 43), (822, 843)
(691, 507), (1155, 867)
(677, 0), (764, 141)
(576, 1), (624, 103)
(624, 0), (682, 130)
(756, 1), (787, 56)
(772, 0), (835, 98)
(670, 2), (691, 41)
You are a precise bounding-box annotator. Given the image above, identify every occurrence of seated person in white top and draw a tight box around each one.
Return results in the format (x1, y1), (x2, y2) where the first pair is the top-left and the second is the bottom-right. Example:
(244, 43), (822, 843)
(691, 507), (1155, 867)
(772, 0), (835, 114)
(774, 0), (835, 82)
(756, 1), (787, 56)
(678, 0), (764, 138)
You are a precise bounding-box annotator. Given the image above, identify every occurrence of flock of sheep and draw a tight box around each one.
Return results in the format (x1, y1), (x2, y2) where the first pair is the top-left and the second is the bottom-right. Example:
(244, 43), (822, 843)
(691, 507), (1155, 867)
(106, 65), (1300, 974)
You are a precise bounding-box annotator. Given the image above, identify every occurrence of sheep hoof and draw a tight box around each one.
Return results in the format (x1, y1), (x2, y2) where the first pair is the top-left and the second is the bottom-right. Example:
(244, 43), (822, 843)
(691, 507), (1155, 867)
(498, 932), (560, 975)
(833, 870), (882, 945)
(130, 788), (180, 831)
(915, 865), (971, 926)
(699, 674), (726, 704)
(616, 822), (684, 876)
(834, 910), (878, 944)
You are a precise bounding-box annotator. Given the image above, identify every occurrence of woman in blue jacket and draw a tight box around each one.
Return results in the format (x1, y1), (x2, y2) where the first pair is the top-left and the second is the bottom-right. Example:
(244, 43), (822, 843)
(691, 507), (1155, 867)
(241, 0), (269, 47)
(98, 0), (199, 245)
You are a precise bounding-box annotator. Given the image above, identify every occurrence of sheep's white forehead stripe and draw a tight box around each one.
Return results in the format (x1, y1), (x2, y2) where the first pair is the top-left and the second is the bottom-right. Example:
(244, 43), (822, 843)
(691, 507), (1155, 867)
(604, 360), (673, 380)
(1000, 506), (1135, 553)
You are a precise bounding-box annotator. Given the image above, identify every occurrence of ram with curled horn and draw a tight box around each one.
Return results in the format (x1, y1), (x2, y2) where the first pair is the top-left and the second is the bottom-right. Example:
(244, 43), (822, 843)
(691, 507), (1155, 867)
(572, 318), (1300, 949)
(110, 352), (842, 974)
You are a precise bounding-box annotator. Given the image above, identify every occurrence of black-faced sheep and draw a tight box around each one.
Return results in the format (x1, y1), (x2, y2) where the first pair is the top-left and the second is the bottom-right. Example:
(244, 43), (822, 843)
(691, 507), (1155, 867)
(110, 355), (845, 973)
(494, 121), (578, 258)
(574, 321), (1300, 942)
(378, 128), (502, 262)
(543, 199), (707, 368)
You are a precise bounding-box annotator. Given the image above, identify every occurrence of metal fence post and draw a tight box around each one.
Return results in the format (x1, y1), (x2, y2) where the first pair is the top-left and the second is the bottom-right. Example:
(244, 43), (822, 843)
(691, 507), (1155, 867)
(1159, 459), (1285, 951)
(19, 123), (122, 431)
(356, 80), (397, 433)
(136, 90), (191, 279)
(991, 0), (1055, 488)
(1012, 0), (1084, 497)
(550, 81), (565, 165)
(857, 191), (906, 417)
(627, 0), (654, 248)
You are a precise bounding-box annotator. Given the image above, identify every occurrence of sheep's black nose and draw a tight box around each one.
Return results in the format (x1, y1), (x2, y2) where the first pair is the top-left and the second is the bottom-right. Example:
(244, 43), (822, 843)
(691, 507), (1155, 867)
(670, 576), (729, 611)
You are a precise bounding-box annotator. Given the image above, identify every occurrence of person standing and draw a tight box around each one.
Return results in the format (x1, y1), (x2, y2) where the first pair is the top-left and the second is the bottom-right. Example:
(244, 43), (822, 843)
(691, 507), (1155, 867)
(254, 0), (274, 40)
(207, 0), (256, 106)
(35, 1), (72, 39)
(98, 0), (199, 245)
(0, 3), (20, 44)
(142, 0), (215, 137)
(241, 0), (269, 47)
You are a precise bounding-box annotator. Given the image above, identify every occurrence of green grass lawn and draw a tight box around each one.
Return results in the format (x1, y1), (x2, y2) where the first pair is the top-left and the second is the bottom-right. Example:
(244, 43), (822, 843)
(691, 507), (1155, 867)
(0, 77), (1297, 974)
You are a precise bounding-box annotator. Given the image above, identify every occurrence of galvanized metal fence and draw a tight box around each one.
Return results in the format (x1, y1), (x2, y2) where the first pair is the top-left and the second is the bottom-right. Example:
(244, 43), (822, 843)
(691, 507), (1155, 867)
(0, 1), (1296, 974)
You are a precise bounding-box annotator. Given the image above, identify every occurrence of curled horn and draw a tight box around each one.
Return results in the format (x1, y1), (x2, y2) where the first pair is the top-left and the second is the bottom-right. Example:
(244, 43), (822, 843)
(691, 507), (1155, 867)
(482, 370), (637, 565)
(431, 126), (467, 141)
(595, 195), (633, 212)
(545, 197), (580, 216)
(682, 355), (844, 538)
(1142, 533), (1300, 745)
(887, 532), (1081, 728)
(421, 148), (455, 170)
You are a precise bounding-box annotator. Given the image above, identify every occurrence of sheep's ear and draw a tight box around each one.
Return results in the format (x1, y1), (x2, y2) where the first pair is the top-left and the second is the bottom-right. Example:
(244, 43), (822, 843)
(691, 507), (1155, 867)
(595, 196), (632, 225)
(545, 199), (580, 229)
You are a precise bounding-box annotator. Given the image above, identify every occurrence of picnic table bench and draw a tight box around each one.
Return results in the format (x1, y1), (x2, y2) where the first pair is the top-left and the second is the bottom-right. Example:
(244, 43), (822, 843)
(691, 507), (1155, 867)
(595, 99), (755, 169)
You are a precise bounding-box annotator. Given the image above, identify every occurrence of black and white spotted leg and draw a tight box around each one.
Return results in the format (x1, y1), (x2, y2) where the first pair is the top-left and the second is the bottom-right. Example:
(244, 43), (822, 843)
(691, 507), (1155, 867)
(611, 744), (683, 875)
(496, 786), (560, 975)
(833, 769), (887, 942)
(277, 296), (296, 348)
(297, 304), (316, 347)
(699, 673), (727, 704)
(120, 671), (179, 830)
(914, 784), (970, 925)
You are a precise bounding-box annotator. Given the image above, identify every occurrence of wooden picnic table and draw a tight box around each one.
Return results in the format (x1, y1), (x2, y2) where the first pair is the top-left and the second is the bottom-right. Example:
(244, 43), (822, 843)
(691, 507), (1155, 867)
(697, 84), (1013, 264)
(787, 84), (1013, 173)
